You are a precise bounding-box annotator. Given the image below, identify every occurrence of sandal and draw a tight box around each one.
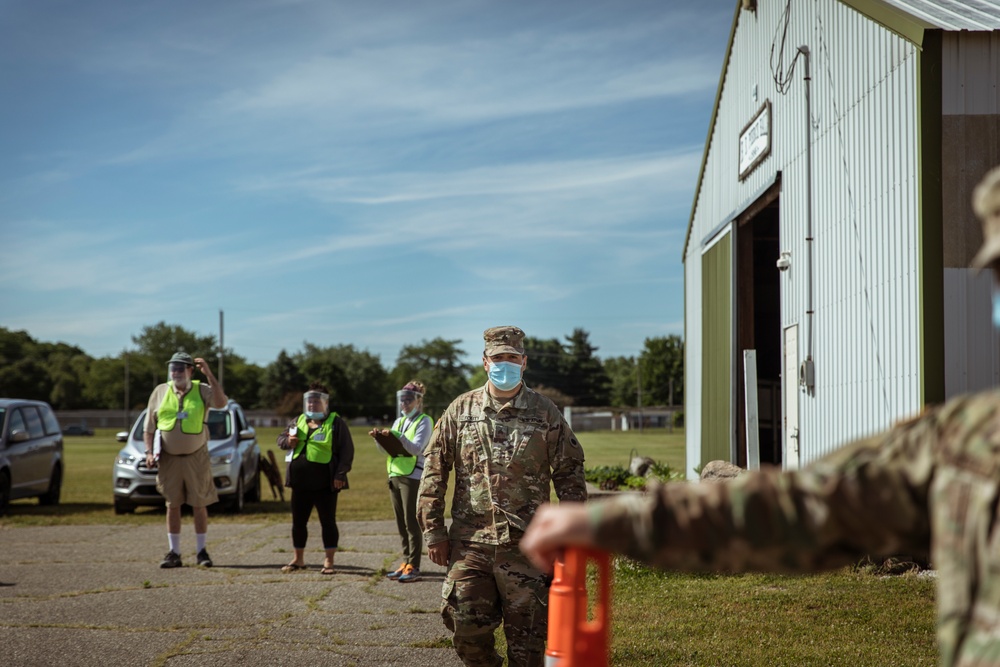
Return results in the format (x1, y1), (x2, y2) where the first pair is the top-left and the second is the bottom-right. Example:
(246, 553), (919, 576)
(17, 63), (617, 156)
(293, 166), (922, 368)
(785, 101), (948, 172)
(281, 563), (307, 573)
(320, 565), (335, 575)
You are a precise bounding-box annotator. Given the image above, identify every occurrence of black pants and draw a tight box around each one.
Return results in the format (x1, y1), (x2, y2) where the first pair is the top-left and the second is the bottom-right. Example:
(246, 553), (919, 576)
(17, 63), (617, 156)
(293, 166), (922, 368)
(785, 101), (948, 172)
(290, 486), (339, 549)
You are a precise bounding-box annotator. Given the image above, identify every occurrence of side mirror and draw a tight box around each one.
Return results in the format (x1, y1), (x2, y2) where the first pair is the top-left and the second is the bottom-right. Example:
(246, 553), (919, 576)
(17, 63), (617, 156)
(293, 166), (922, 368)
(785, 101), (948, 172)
(238, 428), (256, 442)
(116, 432), (129, 443)
(10, 430), (30, 444)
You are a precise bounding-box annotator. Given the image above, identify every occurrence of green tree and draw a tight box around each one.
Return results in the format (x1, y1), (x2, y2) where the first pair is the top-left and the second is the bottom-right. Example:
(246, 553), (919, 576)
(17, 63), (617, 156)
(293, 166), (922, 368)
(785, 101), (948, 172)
(563, 328), (610, 406)
(604, 355), (637, 407)
(523, 336), (569, 396)
(0, 328), (50, 401)
(46, 346), (90, 409)
(259, 350), (306, 416)
(296, 343), (392, 417)
(222, 357), (264, 409)
(131, 321), (218, 363)
(390, 338), (471, 417)
(639, 335), (684, 406)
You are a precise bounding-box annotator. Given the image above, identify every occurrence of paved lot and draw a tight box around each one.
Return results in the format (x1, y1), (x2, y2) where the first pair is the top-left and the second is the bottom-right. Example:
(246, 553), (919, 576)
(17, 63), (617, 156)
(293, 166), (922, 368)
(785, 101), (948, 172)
(0, 520), (465, 667)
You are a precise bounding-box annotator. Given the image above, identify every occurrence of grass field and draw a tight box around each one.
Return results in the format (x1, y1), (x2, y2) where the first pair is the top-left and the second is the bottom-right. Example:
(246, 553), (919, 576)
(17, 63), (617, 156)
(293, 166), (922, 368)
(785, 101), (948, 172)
(1, 425), (938, 665)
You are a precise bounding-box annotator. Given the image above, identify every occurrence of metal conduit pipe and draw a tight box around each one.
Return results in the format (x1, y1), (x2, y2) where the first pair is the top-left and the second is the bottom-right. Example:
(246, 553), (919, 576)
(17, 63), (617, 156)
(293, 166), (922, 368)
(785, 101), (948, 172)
(798, 45), (815, 392)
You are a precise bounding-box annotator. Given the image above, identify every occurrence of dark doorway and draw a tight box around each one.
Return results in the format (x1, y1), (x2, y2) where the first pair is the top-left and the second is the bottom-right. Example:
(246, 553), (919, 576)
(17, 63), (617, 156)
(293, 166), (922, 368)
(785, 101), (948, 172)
(735, 184), (782, 467)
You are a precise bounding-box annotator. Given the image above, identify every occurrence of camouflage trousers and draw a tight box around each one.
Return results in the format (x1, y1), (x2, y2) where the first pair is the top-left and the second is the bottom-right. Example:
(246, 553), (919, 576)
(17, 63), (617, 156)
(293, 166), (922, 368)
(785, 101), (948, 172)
(440, 540), (549, 667)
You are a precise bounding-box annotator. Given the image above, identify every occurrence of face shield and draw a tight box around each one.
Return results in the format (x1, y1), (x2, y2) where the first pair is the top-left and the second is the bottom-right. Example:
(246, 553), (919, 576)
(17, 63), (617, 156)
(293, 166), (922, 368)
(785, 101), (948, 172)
(303, 391), (329, 420)
(168, 362), (192, 389)
(397, 389), (423, 419)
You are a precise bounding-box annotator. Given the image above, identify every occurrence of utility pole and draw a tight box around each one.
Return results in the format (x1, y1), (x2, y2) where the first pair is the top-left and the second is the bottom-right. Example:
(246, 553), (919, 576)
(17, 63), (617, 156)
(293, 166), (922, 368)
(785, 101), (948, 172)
(219, 309), (225, 389)
(123, 350), (130, 429)
(636, 362), (644, 433)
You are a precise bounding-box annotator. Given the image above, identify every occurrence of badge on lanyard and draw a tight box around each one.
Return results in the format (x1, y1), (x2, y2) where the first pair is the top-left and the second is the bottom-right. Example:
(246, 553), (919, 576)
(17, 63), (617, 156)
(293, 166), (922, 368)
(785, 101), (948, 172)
(177, 411), (189, 419)
(312, 431), (327, 442)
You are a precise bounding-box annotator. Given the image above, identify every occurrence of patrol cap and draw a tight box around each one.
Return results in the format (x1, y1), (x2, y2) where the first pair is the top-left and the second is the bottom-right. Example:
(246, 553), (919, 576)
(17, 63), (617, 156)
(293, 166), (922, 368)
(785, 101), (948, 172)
(167, 351), (195, 367)
(483, 326), (525, 356)
(970, 165), (1000, 271)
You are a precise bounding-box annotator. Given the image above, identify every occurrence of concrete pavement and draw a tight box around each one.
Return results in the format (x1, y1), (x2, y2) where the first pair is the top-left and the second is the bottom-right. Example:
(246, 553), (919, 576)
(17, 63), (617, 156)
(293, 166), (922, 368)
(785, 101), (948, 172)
(0, 520), (466, 667)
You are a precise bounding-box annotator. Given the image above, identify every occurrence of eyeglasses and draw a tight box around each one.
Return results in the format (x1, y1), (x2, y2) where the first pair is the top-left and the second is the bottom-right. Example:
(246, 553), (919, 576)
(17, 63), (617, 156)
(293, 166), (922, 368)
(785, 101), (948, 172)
(168, 364), (190, 373)
(399, 397), (416, 405)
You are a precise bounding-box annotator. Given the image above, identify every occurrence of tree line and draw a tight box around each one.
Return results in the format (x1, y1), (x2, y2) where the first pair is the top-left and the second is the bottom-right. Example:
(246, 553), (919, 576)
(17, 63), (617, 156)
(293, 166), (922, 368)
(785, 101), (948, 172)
(0, 323), (683, 419)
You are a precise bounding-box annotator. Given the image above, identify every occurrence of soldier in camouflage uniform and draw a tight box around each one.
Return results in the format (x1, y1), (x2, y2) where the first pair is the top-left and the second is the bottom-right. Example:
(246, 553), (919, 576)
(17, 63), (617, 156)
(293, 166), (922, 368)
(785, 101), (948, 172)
(521, 165), (1000, 667)
(418, 325), (587, 667)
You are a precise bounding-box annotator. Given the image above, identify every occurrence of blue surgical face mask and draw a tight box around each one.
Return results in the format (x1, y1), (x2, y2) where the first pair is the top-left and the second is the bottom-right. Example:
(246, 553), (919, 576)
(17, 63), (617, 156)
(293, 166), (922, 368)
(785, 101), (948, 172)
(993, 291), (1000, 329)
(402, 406), (418, 418)
(305, 410), (325, 420)
(488, 361), (523, 392)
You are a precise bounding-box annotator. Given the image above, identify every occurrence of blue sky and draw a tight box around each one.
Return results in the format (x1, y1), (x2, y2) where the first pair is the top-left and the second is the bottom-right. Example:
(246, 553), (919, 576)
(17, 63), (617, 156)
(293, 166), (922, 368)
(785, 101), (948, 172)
(0, 0), (732, 367)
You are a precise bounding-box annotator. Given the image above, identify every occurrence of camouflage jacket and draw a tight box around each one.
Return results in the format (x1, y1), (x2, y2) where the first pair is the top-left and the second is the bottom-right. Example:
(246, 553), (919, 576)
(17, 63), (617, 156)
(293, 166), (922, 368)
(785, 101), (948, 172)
(418, 384), (587, 546)
(591, 389), (1000, 667)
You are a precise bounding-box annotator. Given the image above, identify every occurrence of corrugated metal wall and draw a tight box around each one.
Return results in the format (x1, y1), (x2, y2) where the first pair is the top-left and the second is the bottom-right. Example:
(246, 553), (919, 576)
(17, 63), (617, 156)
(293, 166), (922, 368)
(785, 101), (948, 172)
(685, 0), (925, 468)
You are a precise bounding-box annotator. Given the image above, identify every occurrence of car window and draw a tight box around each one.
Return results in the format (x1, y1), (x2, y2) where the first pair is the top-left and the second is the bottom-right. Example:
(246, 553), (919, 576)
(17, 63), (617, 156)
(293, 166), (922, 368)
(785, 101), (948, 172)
(234, 408), (247, 431)
(23, 407), (46, 439)
(7, 409), (27, 438)
(131, 411), (147, 440)
(206, 410), (232, 440)
(0, 408), (6, 438)
(40, 406), (61, 436)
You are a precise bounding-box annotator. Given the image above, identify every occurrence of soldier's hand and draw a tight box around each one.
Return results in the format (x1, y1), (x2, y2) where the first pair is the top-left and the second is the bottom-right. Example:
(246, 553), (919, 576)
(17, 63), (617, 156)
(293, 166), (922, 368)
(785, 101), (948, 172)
(427, 541), (450, 567)
(520, 503), (594, 573)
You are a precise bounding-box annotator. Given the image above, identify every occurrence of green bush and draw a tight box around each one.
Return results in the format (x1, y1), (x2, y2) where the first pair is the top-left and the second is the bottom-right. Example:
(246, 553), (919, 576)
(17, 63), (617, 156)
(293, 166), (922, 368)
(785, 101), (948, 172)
(585, 459), (684, 491)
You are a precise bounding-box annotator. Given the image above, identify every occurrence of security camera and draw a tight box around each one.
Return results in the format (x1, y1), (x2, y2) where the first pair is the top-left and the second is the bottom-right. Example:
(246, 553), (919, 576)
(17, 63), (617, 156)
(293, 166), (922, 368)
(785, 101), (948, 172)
(776, 252), (791, 271)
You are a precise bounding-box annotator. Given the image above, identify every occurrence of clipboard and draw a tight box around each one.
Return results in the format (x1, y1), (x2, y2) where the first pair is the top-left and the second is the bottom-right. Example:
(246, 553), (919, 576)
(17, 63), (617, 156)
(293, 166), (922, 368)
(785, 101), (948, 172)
(372, 430), (410, 458)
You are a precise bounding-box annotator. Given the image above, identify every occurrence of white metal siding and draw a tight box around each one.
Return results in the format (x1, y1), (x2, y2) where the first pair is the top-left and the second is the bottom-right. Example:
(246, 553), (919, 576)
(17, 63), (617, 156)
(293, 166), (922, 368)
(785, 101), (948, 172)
(686, 0), (924, 468)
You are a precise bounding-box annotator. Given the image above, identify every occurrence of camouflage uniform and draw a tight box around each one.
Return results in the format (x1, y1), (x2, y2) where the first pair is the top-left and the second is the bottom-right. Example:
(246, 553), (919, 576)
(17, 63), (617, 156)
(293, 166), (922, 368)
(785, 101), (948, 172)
(590, 390), (1000, 666)
(418, 372), (587, 667)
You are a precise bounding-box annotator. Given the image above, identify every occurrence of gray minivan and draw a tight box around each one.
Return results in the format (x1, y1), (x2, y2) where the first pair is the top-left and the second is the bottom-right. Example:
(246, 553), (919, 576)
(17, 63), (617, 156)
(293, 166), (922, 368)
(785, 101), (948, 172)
(0, 398), (64, 514)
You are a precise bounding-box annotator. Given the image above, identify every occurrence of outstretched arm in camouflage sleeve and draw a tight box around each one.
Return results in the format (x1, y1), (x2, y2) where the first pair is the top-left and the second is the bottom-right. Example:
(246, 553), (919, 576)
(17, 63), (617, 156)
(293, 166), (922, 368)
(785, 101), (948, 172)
(523, 412), (936, 574)
(417, 410), (455, 566)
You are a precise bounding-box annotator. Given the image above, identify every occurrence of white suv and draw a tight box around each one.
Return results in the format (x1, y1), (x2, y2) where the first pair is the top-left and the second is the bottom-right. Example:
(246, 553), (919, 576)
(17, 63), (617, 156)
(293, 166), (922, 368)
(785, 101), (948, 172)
(113, 400), (261, 514)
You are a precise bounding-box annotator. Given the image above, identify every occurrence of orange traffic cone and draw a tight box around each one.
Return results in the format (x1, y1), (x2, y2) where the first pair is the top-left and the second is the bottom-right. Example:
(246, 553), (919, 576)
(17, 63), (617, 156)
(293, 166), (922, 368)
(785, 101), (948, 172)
(545, 547), (612, 667)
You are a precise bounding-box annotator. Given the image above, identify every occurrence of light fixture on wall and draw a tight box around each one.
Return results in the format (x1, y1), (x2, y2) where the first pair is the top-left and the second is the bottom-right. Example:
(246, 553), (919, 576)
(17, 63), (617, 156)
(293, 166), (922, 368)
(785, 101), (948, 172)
(776, 251), (791, 271)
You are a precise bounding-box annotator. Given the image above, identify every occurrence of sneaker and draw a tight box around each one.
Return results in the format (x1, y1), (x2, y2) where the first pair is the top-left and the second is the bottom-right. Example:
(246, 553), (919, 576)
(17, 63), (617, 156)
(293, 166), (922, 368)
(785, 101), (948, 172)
(398, 564), (421, 583)
(386, 565), (405, 580)
(197, 548), (213, 567)
(160, 550), (182, 568)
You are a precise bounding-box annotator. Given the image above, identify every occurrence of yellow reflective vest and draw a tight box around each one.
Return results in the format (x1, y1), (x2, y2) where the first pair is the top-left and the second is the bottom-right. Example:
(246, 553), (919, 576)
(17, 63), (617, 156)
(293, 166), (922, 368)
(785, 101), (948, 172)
(157, 381), (207, 435)
(387, 413), (432, 477)
(292, 412), (339, 464)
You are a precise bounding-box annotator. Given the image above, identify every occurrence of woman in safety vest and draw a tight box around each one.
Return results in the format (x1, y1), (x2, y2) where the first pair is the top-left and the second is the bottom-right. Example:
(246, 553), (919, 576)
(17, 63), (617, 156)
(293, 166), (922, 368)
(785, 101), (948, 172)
(276, 381), (354, 574)
(370, 380), (433, 583)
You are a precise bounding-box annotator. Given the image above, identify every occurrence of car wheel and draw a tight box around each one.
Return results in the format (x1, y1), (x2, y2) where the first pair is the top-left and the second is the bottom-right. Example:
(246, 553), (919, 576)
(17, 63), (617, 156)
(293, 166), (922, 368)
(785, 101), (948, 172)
(39, 465), (62, 506)
(113, 497), (135, 515)
(245, 458), (261, 503)
(228, 471), (245, 513)
(0, 470), (10, 516)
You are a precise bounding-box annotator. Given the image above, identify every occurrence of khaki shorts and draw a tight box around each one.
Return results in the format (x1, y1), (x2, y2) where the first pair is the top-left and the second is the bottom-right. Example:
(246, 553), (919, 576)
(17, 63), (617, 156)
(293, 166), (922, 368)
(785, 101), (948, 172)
(156, 446), (219, 508)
